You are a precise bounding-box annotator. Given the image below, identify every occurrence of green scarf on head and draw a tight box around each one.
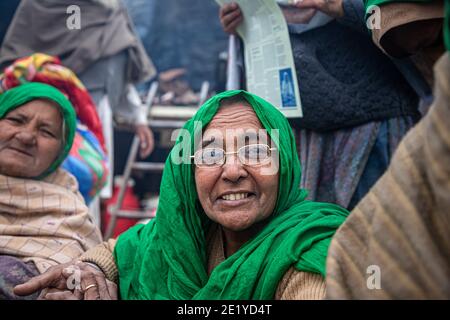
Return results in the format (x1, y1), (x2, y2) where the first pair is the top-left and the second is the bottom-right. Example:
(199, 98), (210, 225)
(114, 90), (349, 300)
(0, 82), (76, 177)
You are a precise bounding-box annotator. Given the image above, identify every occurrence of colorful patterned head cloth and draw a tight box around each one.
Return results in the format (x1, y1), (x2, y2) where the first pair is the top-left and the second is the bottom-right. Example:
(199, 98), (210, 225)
(0, 53), (105, 148)
(113, 90), (349, 300)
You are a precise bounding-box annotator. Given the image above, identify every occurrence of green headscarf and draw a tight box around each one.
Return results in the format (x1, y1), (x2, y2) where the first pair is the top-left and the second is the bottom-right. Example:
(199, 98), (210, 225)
(0, 82), (76, 177)
(114, 90), (349, 300)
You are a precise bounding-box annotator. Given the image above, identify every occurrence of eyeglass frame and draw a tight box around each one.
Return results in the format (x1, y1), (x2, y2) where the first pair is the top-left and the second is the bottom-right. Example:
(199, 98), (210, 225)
(190, 143), (277, 168)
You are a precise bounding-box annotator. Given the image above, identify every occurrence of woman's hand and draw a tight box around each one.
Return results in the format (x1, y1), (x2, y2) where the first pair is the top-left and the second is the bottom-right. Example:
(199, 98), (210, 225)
(293, 0), (344, 18)
(14, 262), (73, 298)
(43, 263), (118, 300)
(219, 2), (243, 35)
(14, 262), (118, 300)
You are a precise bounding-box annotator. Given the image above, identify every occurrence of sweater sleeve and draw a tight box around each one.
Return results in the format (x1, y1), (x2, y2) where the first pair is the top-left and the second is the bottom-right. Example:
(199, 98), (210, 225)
(336, 0), (368, 35)
(275, 267), (326, 300)
(79, 239), (118, 283)
(114, 84), (148, 126)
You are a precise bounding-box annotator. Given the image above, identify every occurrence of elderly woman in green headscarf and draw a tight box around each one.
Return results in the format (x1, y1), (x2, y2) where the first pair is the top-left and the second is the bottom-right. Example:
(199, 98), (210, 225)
(14, 90), (348, 300)
(0, 82), (102, 300)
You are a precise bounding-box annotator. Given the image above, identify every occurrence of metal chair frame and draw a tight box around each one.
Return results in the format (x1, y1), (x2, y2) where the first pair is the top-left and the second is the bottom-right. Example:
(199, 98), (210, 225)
(104, 81), (210, 239)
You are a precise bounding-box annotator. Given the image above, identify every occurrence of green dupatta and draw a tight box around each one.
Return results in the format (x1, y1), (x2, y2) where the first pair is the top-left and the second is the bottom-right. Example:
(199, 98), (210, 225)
(114, 90), (349, 300)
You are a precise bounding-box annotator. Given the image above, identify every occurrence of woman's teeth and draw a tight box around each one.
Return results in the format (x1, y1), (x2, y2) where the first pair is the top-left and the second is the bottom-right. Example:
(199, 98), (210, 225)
(222, 193), (249, 201)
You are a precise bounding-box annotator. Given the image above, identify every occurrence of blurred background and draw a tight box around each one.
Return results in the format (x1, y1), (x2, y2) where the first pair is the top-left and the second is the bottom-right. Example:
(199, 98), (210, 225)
(0, 0), (230, 237)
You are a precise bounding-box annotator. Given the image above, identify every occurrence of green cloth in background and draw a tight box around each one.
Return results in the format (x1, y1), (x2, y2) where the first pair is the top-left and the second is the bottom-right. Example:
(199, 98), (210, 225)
(114, 90), (349, 300)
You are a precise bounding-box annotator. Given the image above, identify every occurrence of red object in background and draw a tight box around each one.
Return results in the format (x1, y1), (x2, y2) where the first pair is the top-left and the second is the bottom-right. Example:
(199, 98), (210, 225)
(102, 181), (140, 238)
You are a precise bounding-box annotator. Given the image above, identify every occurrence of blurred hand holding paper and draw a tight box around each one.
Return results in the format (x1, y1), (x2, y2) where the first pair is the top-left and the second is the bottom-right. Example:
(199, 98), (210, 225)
(216, 0), (303, 118)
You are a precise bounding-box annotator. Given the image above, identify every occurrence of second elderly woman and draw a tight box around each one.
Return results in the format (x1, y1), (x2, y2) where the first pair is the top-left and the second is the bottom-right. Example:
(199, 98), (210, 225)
(0, 82), (102, 299)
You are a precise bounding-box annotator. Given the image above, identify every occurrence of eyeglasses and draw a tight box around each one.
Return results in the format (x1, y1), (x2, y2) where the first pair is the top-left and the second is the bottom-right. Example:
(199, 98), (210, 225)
(191, 144), (277, 168)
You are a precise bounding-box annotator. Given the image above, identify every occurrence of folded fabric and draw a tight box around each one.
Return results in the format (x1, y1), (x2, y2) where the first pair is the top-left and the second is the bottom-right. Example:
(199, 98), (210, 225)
(0, 169), (103, 273)
(62, 122), (109, 204)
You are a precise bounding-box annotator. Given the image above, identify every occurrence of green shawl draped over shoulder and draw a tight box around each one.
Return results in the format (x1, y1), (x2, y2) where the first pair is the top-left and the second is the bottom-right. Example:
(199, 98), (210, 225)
(114, 90), (349, 300)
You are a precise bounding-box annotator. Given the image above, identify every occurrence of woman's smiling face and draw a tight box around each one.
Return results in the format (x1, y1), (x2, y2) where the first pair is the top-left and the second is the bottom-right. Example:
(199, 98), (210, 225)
(194, 100), (279, 232)
(0, 99), (63, 178)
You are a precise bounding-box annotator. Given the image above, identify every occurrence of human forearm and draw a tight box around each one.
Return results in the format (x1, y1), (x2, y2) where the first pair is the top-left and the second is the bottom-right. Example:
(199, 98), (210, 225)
(276, 268), (326, 300)
(336, 0), (368, 34)
(79, 239), (118, 283)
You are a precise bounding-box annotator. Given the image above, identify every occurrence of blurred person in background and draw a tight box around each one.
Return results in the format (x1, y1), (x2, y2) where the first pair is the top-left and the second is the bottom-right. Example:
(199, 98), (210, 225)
(219, 0), (431, 210)
(0, 0), (158, 201)
(0, 0), (21, 47)
(366, 0), (445, 96)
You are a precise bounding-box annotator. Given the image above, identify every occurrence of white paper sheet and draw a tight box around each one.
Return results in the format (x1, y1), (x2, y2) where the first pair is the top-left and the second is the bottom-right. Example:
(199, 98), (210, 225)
(217, 0), (303, 118)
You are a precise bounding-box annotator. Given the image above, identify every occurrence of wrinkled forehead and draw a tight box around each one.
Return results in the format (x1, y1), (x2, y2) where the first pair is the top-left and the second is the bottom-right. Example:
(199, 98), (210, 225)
(206, 102), (262, 132)
(202, 102), (271, 147)
(5, 98), (62, 120)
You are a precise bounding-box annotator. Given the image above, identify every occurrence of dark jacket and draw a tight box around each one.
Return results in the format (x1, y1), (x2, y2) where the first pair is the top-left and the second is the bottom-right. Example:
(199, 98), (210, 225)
(288, 0), (425, 131)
